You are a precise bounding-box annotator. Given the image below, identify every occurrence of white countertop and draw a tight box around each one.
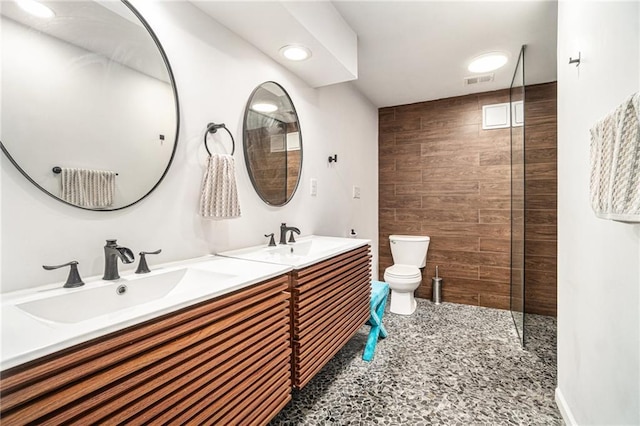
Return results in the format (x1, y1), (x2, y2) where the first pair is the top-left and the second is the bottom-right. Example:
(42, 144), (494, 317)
(218, 235), (371, 269)
(0, 255), (291, 371)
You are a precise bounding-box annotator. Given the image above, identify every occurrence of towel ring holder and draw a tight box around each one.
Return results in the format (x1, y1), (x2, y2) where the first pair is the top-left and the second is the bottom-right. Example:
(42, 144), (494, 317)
(204, 122), (235, 156)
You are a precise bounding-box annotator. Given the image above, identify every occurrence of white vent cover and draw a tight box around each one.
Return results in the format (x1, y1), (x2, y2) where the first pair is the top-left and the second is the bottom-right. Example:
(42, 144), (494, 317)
(482, 103), (510, 129)
(481, 101), (524, 130)
(464, 73), (494, 85)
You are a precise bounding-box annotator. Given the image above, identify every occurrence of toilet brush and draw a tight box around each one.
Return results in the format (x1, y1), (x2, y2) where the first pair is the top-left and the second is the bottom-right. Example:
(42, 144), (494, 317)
(432, 266), (442, 305)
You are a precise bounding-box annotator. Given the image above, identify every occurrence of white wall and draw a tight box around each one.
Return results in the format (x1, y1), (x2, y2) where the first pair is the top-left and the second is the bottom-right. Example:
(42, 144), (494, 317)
(557, 1), (640, 424)
(0, 1), (378, 293)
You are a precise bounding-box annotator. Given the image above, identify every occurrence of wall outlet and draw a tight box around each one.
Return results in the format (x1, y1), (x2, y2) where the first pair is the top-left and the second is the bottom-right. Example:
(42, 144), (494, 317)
(310, 178), (317, 196)
(352, 185), (361, 199)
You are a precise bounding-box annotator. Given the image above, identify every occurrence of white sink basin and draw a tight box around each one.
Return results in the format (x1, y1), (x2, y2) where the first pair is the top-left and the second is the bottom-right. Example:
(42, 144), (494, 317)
(219, 235), (371, 268)
(16, 268), (234, 324)
(1, 255), (292, 371)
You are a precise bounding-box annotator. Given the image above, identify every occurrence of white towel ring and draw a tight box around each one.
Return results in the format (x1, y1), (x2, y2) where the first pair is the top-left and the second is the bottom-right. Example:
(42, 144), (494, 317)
(204, 122), (235, 156)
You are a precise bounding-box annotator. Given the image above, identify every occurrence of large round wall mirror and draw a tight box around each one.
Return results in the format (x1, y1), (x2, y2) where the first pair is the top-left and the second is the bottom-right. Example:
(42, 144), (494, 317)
(243, 82), (302, 206)
(0, 0), (179, 211)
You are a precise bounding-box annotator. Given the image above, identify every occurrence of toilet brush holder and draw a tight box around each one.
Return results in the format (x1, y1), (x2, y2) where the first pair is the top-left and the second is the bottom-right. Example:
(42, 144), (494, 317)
(432, 265), (442, 305)
(432, 277), (442, 304)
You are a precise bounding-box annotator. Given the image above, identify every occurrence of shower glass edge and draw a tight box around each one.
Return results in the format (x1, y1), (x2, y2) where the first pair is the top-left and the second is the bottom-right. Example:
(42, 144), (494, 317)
(509, 45), (526, 348)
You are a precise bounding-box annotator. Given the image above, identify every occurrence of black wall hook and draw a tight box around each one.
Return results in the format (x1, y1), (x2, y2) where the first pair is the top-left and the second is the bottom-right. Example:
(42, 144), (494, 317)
(569, 52), (581, 67)
(204, 122), (235, 156)
(328, 154), (338, 163)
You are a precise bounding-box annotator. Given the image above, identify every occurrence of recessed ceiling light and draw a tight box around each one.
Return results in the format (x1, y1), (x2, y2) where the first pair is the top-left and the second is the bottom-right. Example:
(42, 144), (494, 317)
(251, 103), (278, 113)
(280, 45), (312, 62)
(15, 0), (55, 18)
(468, 52), (508, 73)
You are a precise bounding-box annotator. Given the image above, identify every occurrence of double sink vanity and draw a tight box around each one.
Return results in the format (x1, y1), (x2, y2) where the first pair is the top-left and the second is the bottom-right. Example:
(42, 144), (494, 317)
(0, 235), (372, 425)
(1, 1), (370, 424)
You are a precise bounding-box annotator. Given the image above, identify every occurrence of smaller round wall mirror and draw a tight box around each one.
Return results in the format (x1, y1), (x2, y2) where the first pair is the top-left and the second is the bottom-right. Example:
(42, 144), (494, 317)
(243, 82), (302, 206)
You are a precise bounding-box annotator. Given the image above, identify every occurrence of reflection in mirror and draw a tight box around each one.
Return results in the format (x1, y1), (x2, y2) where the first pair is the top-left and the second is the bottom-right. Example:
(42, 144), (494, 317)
(243, 82), (302, 206)
(0, 0), (179, 210)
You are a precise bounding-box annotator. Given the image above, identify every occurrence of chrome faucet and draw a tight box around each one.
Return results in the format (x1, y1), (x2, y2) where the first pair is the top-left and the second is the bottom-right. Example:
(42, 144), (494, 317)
(103, 239), (134, 280)
(279, 223), (301, 245)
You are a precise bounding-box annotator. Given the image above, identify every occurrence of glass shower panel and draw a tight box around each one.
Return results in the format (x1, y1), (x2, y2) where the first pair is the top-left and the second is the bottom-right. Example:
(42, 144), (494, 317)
(510, 46), (526, 347)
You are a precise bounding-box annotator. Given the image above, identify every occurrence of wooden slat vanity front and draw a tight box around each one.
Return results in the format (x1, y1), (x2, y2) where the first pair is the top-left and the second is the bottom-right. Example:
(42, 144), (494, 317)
(0, 243), (372, 423)
(0, 275), (291, 425)
(290, 244), (372, 389)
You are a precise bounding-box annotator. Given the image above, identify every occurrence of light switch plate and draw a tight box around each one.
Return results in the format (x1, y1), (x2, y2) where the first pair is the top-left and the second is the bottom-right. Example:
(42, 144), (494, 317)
(352, 185), (361, 199)
(310, 178), (317, 196)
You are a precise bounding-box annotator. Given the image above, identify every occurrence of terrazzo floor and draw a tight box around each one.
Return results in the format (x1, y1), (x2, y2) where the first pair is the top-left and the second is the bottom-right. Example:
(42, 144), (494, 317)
(270, 299), (561, 426)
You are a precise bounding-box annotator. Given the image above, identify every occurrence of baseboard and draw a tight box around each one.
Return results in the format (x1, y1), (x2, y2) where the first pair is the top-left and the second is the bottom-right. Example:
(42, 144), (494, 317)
(555, 387), (578, 426)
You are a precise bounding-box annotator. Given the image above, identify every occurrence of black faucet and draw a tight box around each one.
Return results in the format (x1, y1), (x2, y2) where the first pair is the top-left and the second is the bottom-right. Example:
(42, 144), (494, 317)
(103, 239), (134, 280)
(279, 223), (301, 245)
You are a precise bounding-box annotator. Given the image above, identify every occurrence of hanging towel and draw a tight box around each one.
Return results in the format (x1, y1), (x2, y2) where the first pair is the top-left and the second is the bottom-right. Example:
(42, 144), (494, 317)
(199, 153), (241, 218)
(60, 168), (116, 208)
(589, 92), (640, 222)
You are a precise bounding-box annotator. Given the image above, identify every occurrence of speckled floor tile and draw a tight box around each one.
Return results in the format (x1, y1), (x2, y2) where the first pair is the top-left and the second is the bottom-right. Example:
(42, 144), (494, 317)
(270, 299), (562, 426)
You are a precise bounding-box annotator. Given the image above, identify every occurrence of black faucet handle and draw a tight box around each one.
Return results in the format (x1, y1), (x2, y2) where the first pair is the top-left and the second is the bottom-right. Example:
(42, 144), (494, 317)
(43, 260), (78, 270)
(264, 233), (276, 247)
(136, 249), (161, 274)
(43, 261), (85, 288)
(140, 249), (162, 256)
(288, 231), (297, 243)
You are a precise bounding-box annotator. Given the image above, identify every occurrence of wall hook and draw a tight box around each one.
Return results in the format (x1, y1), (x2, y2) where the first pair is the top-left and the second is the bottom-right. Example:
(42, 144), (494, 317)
(569, 52), (581, 67)
(328, 154), (338, 163)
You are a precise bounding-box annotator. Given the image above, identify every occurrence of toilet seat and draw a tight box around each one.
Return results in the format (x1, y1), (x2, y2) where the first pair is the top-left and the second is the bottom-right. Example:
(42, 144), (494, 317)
(384, 264), (421, 280)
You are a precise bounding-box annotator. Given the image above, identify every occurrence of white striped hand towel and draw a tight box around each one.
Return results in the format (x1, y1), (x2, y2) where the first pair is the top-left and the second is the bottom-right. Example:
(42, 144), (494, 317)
(60, 168), (116, 208)
(199, 154), (241, 218)
(590, 92), (640, 222)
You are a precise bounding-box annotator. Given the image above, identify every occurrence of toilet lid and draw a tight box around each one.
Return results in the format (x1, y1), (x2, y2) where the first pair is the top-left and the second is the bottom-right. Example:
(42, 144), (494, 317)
(385, 264), (421, 279)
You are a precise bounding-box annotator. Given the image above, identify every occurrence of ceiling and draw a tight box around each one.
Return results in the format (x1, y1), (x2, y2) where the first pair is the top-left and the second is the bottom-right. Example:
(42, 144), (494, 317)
(191, 0), (557, 107)
(195, 0), (558, 108)
(193, 1), (358, 88)
(334, 1), (558, 107)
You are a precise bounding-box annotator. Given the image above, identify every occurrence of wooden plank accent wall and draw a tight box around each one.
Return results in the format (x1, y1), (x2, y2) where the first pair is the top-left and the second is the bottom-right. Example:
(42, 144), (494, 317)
(524, 83), (557, 316)
(290, 245), (371, 389)
(378, 83), (557, 315)
(0, 275), (292, 425)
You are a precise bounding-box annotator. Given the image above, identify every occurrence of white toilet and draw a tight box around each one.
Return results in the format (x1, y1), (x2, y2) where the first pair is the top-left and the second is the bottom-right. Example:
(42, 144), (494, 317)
(384, 235), (430, 315)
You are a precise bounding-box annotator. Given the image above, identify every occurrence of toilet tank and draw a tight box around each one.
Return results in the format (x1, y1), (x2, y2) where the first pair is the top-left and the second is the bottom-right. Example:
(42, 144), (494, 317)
(389, 235), (430, 268)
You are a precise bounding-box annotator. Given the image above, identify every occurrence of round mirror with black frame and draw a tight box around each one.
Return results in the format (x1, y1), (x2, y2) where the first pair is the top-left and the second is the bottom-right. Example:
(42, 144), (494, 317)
(243, 81), (302, 206)
(0, 0), (179, 211)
